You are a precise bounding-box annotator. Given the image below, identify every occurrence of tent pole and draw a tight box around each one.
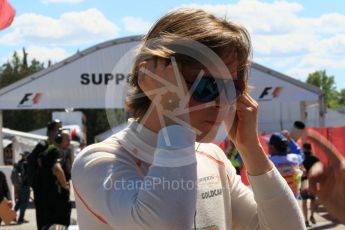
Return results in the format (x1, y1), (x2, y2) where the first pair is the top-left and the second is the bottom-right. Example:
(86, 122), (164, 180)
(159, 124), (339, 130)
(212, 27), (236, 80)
(0, 110), (4, 165)
(300, 101), (306, 122)
(319, 93), (326, 127)
(279, 102), (283, 131)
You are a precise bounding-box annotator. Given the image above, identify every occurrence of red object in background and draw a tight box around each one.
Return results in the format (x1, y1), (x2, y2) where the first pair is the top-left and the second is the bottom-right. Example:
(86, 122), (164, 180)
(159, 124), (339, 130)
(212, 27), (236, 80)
(0, 0), (15, 30)
(303, 128), (329, 164)
(215, 126), (345, 185)
(71, 128), (77, 138)
(303, 127), (345, 165)
(328, 127), (345, 157)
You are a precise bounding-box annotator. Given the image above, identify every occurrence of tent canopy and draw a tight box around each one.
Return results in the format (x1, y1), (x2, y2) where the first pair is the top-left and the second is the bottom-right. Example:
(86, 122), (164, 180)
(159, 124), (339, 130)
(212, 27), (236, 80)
(249, 63), (320, 102)
(0, 35), (324, 164)
(0, 35), (321, 110)
(0, 36), (142, 109)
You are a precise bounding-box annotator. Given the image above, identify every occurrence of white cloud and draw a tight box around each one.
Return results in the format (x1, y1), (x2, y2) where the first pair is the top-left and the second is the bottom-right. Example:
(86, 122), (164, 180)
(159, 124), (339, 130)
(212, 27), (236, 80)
(122, 16), (151, 34)
(179, 1), (303, 34)
(316, 34), (345, 57)
(286, 66), (318, 82)
(0, 9), (118, 46)
(25, 46), (70, 63)
(4, 46), (70, 65)
(177, 1), (345, 83)
(41, 0), (84, 4)
(288, 54), (345, 77)
(176, 1), (312, 59)
(315, 13), (345, 34)
(253, 34), (312, 57)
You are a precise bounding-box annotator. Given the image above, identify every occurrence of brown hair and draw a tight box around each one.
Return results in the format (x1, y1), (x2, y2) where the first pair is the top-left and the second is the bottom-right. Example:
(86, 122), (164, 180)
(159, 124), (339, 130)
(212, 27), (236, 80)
(126, 8), (252, 119)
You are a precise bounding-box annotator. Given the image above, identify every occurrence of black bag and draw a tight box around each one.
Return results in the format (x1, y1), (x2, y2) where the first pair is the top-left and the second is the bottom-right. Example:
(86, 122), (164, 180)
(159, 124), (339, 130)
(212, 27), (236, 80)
(27, 140), (48, 189)
(10, 163), (22, 187)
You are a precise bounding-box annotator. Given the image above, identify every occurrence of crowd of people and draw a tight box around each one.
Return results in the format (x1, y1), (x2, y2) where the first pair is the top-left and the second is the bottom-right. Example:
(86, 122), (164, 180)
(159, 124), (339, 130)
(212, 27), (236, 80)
(265, 127), (319, 227)
(0, 119), (73, 229)
(226, 121), (344, 227)
(29, 119), (72, 229)
(0, 114), (341, 230)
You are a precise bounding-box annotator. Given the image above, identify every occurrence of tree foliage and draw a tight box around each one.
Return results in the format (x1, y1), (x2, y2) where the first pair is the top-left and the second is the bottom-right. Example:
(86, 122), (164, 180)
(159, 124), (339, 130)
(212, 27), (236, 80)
(306, 70), (342, 108)
(338, 89), (345, 107)
(81, 109), (126, 144)
(0, 49), (45, 89)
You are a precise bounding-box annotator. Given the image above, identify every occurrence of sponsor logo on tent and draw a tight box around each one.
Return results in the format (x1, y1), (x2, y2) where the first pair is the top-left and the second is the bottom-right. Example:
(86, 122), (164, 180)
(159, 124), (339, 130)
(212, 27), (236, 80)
(80, 73), (130, 85)
(258, 86), (283, 101)
(17, 93), (43, 107)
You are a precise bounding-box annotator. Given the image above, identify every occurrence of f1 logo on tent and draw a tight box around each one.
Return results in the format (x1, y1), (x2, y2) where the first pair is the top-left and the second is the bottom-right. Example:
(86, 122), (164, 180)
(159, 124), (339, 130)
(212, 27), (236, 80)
(258, 87), (283, 101)
(18, 93), (43, 107)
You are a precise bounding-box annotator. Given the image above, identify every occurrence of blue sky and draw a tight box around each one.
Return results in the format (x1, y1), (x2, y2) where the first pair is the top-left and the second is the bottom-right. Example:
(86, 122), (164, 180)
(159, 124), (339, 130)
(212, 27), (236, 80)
(1, 0), (345, 90)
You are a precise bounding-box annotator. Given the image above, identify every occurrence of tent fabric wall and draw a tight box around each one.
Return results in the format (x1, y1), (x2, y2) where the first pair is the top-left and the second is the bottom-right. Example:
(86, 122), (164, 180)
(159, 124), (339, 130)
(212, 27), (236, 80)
(258, 101), (311, 134)
(303, 127), (345, 164)
(0, 35), (321, 110)
(0, 36), (142, 110)
(0, 35), (322, 134)
(0, 35), (324, 164)
(249, 65), (320, 102)
(306, 106), (345, 128)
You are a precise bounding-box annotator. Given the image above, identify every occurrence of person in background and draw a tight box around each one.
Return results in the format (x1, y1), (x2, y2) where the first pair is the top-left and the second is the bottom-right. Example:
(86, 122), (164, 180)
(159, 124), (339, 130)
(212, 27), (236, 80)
(40, 130), (72, 229)
(268, 132), (304, 198)
(75, 139), (86, 157)
(13, 151), (30, 224)
(28, 119), (62, 230)
(3, 141), (13, 165)
(0, 170), (11, 225)
(300, 143), (319, 227)
(281, 129), (304, 159)
(225, 141), (243, 175)
(306, 129), (345, 224)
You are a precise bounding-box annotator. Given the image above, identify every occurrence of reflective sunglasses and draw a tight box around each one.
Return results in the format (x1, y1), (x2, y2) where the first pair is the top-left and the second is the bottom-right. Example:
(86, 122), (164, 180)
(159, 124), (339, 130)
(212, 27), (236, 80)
(185, 76), (245, 103)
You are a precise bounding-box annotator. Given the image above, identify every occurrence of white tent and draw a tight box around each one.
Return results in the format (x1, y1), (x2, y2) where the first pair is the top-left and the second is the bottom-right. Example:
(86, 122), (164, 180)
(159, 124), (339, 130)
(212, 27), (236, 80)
(2, 128), (46, 164)
(0, 36), (142, 164)
(0, 36), (142, 110)
(0, 35), (324, 162)
(248, 63), (324, 133)
(3, 127), (79, 164)
(306, 107), (345, 127)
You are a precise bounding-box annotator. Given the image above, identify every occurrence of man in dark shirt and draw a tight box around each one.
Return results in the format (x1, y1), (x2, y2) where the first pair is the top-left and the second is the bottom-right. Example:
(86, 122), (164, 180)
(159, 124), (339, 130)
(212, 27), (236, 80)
(301, 143), (320, 227)
(13, 151), (30, 224)
(29, 119), (62, 229)
(40, 130), (71, 229)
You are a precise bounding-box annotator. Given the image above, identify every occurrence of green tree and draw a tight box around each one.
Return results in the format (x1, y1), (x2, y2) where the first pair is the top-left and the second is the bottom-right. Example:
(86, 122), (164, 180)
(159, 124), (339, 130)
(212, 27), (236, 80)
(0, 49), (45, 89)
(306, 70), (339, 108)
(81, 109), (126, 144)
(338, 89), (345, 107)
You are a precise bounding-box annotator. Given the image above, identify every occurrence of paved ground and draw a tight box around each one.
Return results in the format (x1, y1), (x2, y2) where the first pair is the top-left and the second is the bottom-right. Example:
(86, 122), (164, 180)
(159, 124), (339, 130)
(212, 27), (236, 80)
(1, 203), (344, 229)
(0, 207), (78, 229)
(307, 208), (345, 230)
